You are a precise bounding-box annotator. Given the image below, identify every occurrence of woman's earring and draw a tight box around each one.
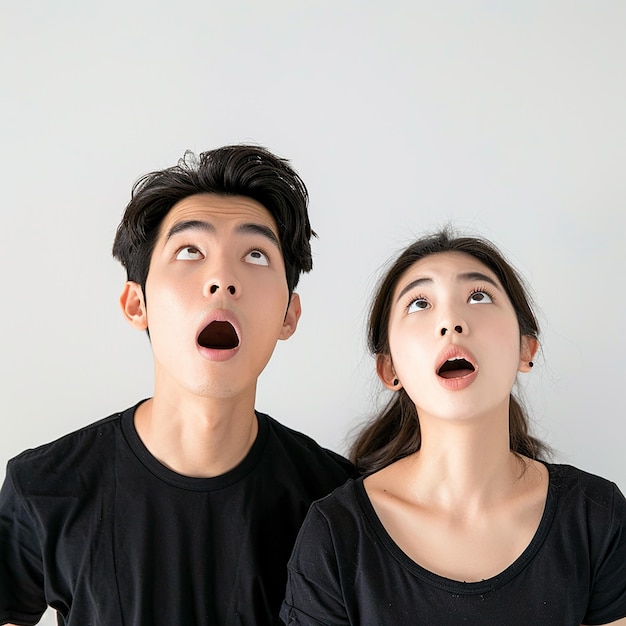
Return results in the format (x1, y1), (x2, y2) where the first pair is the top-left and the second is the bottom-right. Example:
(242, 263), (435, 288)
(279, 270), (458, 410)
(393, 378), (399, 386)
(529, 361), (534, 368)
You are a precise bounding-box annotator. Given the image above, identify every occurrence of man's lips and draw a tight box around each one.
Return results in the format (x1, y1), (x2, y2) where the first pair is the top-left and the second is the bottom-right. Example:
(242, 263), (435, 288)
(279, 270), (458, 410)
(435, 347), (477, 379)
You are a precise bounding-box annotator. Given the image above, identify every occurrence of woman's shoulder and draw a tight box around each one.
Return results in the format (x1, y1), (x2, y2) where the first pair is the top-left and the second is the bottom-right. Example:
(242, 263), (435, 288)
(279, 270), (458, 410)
(548, 463), (622, 498)
(310, 477), (365, 517)
(288, 479), (366, 557)
(547, 462), (625, 524)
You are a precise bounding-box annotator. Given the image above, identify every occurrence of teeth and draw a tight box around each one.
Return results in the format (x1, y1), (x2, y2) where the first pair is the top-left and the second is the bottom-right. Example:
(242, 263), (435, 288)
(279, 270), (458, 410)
(438, 356), (475, 377)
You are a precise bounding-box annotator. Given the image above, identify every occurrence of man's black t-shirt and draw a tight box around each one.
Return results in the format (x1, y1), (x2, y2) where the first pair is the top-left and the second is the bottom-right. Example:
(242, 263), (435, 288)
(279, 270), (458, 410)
(0, 402), (354, 625)
(282, 464), (626, 625)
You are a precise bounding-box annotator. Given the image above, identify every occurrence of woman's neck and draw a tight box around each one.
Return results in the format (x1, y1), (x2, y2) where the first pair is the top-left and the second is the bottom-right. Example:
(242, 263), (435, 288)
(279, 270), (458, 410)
(402, 408), (526, 512)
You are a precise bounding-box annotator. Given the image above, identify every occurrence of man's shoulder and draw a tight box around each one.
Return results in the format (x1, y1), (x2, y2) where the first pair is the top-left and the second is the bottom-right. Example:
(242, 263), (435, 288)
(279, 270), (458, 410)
(6, 407), (132, 493)
(259, 412), (356, 478)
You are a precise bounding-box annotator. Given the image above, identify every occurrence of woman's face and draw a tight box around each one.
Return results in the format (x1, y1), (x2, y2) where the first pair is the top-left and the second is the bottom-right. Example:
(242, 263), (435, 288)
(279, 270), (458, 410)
(379, 251), (536, 424)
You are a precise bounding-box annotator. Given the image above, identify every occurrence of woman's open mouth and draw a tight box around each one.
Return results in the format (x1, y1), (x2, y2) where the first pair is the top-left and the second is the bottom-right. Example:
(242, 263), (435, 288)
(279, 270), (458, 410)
(437, 357), (475, 379)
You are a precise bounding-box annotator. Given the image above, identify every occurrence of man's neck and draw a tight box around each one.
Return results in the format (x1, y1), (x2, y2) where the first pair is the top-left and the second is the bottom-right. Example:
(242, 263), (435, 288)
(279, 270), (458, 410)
(133, 391), (259, 478)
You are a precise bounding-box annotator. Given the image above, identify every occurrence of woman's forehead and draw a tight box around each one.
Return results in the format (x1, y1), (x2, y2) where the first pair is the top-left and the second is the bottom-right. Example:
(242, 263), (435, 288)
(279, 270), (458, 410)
(395, 251), (499, 290)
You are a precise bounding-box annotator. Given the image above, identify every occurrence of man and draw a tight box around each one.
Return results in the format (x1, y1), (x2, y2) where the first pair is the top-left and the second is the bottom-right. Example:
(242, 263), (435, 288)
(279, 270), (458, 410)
(0, 145), (354, 625)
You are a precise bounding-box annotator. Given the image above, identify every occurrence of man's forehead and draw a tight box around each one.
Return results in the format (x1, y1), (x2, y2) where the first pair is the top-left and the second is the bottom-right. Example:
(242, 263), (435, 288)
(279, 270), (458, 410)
(159, 193), (279, 240)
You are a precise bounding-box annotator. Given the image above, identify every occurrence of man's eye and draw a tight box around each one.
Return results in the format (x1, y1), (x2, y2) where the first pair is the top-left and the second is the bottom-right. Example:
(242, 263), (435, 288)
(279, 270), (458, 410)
(407, 298), (430, 313)
(176, 246), (204, 260)
(244, 250), (269, 266)
(468, 291), (493, 304)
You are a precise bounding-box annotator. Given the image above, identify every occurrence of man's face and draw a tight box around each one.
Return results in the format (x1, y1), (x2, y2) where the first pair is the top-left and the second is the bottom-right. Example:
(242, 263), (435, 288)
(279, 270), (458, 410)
(122, 193), (300, 402)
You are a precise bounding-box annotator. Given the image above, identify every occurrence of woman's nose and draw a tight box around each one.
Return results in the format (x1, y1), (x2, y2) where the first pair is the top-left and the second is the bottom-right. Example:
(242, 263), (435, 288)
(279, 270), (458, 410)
(440, 325), (463, 336)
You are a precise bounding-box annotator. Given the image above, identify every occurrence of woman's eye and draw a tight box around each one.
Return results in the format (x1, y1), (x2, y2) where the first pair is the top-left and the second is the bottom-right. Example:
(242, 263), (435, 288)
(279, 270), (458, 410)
(469, 291), (493, 304)
(407, 298), (430, 313)
(176, 246), (204, 261)
(244, 250), (269, 266)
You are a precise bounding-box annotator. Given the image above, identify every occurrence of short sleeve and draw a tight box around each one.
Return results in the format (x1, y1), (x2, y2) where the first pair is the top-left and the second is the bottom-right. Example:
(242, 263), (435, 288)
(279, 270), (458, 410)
(583, 483), (626, 625)
(280, 503), (351, 626)
(0, 463), (48, 625)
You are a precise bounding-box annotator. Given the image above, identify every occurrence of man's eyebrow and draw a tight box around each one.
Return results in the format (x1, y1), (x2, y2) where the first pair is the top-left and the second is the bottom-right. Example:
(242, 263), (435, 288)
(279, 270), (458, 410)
(236, 223), (281, 248)
(166, 220), (214, 241)
(164, 220), (280, 248)
(395, 272), (501, 303)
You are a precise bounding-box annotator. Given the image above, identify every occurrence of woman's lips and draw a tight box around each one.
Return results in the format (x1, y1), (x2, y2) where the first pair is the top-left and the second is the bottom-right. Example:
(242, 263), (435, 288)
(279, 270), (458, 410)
(435, 346), (478, 389)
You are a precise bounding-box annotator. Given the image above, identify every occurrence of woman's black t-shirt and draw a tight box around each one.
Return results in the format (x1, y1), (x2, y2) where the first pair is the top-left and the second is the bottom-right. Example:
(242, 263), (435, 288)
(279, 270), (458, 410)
(282, 464), (626, 625)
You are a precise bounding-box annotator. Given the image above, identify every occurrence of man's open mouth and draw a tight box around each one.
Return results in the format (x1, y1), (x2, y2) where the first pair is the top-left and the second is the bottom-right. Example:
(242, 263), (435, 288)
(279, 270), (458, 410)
(437, 357), (475, 379)
(197, 321), (240, 350)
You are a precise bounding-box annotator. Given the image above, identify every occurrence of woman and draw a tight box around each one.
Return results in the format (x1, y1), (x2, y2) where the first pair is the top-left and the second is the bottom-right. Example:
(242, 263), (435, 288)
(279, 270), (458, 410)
(281, 230), (626, 625)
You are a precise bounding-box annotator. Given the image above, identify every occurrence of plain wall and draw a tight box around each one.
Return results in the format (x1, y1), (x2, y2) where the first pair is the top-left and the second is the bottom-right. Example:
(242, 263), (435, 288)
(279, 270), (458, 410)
(1, 8), (624, 620)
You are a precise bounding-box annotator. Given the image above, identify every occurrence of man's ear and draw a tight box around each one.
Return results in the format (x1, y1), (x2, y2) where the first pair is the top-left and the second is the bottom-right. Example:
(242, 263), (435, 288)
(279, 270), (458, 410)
(119, 281), (148, 331)
(376, 353), (401, 390)
(519, 335), (539, 372)
(279, 292), (302, 340)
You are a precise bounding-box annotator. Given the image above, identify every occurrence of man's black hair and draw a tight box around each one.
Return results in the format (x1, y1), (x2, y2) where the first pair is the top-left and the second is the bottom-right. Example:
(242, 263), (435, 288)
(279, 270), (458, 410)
(112, 144), (313, 295)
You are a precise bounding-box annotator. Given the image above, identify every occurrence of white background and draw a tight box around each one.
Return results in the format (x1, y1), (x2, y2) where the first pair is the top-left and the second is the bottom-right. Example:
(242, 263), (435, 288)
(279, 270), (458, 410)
(1, 3), (625, 620)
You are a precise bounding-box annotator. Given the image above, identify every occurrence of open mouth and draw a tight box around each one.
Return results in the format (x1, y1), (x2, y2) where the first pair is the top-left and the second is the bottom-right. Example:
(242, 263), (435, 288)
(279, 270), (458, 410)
(437, 357), (475, 379)
(198, 321), (240, 350)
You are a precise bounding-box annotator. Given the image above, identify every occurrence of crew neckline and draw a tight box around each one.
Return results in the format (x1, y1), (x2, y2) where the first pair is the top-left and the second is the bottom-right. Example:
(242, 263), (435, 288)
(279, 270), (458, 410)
(120, 401), (270, 492)
(354, 462), (558, 594)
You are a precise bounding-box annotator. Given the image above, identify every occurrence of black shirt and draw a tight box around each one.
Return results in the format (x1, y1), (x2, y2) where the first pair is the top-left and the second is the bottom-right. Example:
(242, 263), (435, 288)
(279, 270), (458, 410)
(0, 403), (355, 625)
(282, 464), (626, 625)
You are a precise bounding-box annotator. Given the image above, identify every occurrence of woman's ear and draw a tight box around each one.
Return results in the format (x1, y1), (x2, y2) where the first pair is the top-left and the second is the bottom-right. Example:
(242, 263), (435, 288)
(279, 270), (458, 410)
(279, 292), (302, 340)
(376, 354), (401, 390)
(119, 281), (148, 331)
(519, 335), (539, 372)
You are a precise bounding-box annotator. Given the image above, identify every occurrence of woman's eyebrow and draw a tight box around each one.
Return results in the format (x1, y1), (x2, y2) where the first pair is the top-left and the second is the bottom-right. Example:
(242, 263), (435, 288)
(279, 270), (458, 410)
(458, 271), (500, 288)
(396, 278), (431, 303)
(395, 271), (501, 303)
